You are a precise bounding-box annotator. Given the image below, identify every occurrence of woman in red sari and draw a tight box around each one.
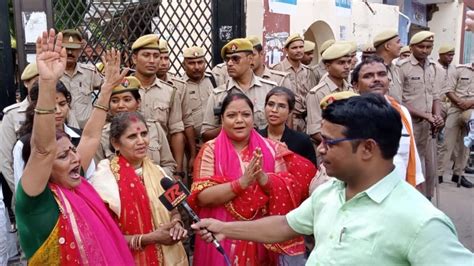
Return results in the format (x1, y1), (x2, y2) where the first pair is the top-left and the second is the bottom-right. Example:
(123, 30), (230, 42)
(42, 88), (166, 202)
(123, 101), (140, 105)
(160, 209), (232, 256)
(91, 111), (188, 265)
(189, 93), (317, 266)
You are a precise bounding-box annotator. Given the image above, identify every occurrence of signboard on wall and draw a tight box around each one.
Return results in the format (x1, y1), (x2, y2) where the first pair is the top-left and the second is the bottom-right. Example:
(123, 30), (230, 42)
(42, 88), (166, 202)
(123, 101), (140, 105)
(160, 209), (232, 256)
(268, 0), (297, 15)
(335, 0), (352, 17)
(336, 0), (351, 9)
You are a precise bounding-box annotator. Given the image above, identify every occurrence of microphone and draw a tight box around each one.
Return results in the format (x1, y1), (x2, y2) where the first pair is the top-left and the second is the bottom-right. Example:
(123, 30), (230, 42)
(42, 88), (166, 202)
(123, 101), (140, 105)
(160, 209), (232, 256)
(159, 177), (228, 261)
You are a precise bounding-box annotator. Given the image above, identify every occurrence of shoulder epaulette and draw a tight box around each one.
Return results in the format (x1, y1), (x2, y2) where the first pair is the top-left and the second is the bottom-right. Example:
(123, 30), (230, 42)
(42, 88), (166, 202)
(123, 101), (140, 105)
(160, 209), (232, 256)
(396, 58), (410, 67)
(269, 62), (282, 69)
(170, 76), (186, 84)
(157, 79), (176, 90)
(212, 84), (227, 94)
(259, 77), (278, 86)
(204, 71), (213, 77)
(309, 82), (325, 94)
(213, 63), (226, 69)
(268, 69), (289, 77)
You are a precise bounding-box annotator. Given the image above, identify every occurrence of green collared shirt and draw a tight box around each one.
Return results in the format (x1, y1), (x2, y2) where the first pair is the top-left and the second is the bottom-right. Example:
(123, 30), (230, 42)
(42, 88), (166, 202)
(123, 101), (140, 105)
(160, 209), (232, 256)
(287, 168), (473, 265)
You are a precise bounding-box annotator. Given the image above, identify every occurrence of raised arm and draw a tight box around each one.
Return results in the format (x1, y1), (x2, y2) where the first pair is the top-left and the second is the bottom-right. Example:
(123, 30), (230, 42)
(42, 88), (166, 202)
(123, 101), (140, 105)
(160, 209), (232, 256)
(21, 29), (66, 196)
(76, 49), (128, 171)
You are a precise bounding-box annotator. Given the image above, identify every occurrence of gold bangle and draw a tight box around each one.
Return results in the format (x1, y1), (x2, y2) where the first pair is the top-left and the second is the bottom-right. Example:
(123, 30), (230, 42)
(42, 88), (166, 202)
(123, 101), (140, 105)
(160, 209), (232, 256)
(93, 103), (109, 112)
(34, 107), (56, 114)
(138, 234), (144, 250)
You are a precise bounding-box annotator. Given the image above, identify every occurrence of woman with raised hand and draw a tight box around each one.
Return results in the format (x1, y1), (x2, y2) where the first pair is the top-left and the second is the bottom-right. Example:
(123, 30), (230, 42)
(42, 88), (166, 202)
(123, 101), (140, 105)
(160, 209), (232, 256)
(189, 92), (316, 266)
(13, 81), (96, 187)
(90, 111), (189, 265)
(15, 29), (133, 264)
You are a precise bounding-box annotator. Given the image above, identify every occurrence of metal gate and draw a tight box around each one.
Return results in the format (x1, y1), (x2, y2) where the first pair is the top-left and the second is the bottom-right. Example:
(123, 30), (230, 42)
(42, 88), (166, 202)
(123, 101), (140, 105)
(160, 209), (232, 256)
(52, 0), (214, 74)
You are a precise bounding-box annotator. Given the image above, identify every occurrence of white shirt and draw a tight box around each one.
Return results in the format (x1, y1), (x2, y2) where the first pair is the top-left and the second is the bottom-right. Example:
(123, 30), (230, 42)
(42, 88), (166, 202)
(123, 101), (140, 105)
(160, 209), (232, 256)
(392, 101), (425, 185)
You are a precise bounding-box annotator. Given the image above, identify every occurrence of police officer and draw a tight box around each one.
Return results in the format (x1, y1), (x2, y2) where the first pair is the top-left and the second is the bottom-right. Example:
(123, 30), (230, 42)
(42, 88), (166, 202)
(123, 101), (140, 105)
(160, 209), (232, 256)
(435, 45), (457, 184)
(311, 39), (335, 83)
(246, 35), (292, 88)
(399, 46), (411, 61)
(0, 63), (38, 191)
(341, 40), (358, 71)
(131, 34), (186, 180)
(210, 61), (228, 87)
(436, 45), (456, 81)
(96, 76), (177, 176)
(201, 38), (276, 142)
(437, 63), (474, 188)
(271, 34), (318, 132)
(181, 46), (217, 139)
(302, 40), (315, 66)
(60, 29), (103, 129)
(306, 42), (353, 143)
(360, 43), (376, 62)
(156, 39), (196, 176)
(373, 29), (403, 102)
(395, 31), (444, 199)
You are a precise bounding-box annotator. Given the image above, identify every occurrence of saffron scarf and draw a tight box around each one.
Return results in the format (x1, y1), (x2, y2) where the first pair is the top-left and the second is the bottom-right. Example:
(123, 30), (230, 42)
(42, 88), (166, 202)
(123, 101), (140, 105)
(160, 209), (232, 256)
(110, 156), (188, 266)
(387, 96), (417, 186)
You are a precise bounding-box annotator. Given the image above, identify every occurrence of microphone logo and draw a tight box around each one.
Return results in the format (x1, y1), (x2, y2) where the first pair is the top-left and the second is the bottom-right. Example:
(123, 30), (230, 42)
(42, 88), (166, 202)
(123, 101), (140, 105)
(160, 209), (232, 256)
(159, 180), (189, 211)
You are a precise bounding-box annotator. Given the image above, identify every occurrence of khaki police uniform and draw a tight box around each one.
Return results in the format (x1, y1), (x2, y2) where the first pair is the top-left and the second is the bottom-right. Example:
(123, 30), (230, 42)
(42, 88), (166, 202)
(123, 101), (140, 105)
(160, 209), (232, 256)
(96, 121), (177, 176)
(165, 74), (194, 130)
(311, 61), (327, 85)
(0, 99), (29, 190)
(271, 58), (318, 131)
(438, 64), (474, 177)
(396, 54), (440, 197)
(306, 74), (352, 136)
(182, 72), (215, 137)
(201, 75), (276, 134)
(386, 63), (402, 102)
(211, 63), (228, 87)
(261, 66), (293, 89)
(138, 77), (184, 135)
(60, 62), (103, 129)
(435, 61), (457, 175)
(311, 39), (335, 82)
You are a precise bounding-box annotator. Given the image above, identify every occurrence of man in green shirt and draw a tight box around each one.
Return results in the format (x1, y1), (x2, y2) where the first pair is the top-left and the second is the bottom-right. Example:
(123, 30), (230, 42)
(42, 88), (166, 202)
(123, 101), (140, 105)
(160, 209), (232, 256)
(192, 94), (473, 265)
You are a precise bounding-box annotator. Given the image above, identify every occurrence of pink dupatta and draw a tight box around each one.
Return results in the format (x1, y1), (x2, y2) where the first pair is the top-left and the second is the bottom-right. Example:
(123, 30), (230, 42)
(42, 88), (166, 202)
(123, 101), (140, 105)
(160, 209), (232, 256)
(50, 178), (134, 265)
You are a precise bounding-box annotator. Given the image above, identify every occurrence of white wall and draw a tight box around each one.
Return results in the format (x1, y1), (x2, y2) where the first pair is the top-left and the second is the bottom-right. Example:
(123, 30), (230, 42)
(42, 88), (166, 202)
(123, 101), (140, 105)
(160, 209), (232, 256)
(428, 2), (464, 64)
(246, 0), (398, 44)
(352, 2), (400, 47)
(246, 0), (264, 37)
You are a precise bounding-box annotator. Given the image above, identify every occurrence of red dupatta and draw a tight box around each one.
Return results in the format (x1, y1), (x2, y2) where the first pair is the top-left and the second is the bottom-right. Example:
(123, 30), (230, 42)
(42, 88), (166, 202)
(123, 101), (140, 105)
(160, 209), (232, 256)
(111, 155), (162, 265)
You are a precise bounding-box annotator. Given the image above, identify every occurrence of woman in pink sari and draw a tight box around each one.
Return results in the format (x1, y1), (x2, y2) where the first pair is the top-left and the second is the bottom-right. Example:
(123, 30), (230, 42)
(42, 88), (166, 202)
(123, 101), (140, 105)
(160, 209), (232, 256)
(15, 29), (133, 264)
(189, 93), (317, 266)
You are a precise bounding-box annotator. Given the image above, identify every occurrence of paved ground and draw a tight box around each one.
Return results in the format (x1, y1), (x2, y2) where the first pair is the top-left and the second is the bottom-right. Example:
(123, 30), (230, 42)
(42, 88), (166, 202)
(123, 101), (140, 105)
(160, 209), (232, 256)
(434, 173), (474, 252)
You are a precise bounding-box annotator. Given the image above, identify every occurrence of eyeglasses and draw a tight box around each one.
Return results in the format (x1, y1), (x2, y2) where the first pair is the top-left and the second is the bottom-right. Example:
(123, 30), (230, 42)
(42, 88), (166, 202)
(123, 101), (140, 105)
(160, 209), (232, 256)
(266, 101), (288, 111)
(224, 55), (243, 64)
(320, 136), (363, 149)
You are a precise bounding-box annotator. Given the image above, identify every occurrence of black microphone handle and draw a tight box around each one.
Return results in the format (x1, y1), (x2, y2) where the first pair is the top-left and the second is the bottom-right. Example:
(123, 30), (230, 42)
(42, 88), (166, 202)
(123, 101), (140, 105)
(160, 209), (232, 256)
(180, 201), (225, 254)
(181, 201), (201, 223)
